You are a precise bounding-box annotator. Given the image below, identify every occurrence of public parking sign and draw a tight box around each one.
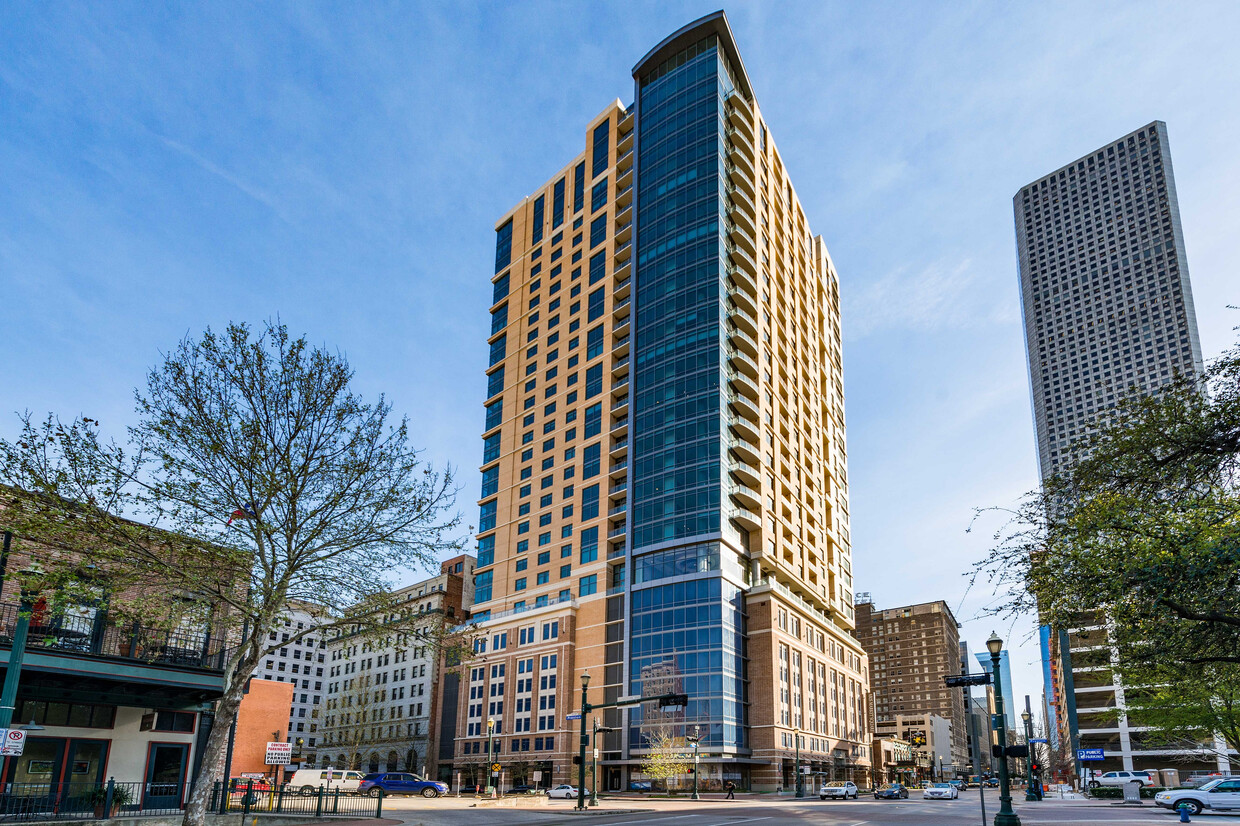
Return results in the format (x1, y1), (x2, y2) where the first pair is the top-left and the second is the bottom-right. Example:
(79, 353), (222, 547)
(1077, 748), (1105, 761)
(0, 729), (26, 756)
(265, 741), (293, 765)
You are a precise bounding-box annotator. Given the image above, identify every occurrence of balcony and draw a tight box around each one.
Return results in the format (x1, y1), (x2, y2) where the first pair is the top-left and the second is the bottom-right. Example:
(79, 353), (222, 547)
(612, 334), (630, 358)
(727, 160), (756, 198)
(607, 524), (627, 540)
(730, 411), (759, 443)
(617, 161), (633, 190)
(618, 125), (634, 155)
(609, 459), (628, 476)
(726, 182), (756, 221)
(729, 198), (757, 238)
(727, 323), (759, 357)
(615, 183), (633, 209)
(615, 218), (633, 247)
(608, 503), (627, 517)
(611, 375), (629, 396)
(609, 437), (627, 459)
(610, 416), (628, 436)
(730, 506), (761, 531)
(614, 275), (631, 301)
(730, 456), (761, 486)
(727, 140), (756, 180)
(612, 354), (630, 375)
(613, 256), (632, 283)
(727, 94), (755, 140)
(730, 482), (760, 509)
(728, 346), (759, 378)
(729, 429), (760, 462)
(609, 478), (628, 496)
(727, 367), (758, 400)
(611, 394), (629, 413)
(614, 239), (633, 264)
(613, 295), (631, 319)
(0, 601), (229, 707)
(727, 299), (758, 336)
(729, 390), (760, 423)
(728, 221), (757, 259)
(727, 240), (758, 277)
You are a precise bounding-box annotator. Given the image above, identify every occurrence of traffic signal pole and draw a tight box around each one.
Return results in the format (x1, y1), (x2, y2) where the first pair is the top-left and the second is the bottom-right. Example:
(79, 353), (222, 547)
(575, 676), (688, 811)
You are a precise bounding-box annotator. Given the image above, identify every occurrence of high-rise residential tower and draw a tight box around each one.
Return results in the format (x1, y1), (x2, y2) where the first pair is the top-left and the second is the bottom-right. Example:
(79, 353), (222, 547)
(460, 12), (871, 792)
(1015, 122), (1211, 775)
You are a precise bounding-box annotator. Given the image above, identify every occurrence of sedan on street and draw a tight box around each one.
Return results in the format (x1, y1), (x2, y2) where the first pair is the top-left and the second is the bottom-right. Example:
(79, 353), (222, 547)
(923, 782), (959, 800)
(874, 784), (908, 799)
(548, 784), (589, 799)
(819, 781), (858, 800)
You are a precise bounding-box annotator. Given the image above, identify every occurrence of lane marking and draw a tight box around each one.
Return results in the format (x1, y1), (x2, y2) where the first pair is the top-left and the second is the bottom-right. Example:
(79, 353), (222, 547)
(589, 816), (703, 826)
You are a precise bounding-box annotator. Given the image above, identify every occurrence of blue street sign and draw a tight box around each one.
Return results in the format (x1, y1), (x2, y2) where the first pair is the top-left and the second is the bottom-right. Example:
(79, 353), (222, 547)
(1029, 738), (1048, 744)
(566, 712), (582, 720)
(1077, 748), (1105, 761)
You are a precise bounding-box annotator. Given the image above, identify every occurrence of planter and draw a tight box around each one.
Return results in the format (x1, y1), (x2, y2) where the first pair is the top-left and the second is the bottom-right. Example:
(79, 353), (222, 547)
(93, 804), (121, 818)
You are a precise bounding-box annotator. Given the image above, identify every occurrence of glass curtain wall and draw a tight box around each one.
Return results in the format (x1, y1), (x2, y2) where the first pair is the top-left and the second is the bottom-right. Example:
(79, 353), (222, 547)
(630, 34), (747, 753)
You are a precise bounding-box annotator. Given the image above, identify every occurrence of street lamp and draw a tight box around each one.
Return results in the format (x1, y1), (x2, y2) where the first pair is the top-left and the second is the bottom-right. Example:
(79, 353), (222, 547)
(1021, 709), (1038, 801)
(576, 672), (590, 811)
(938, 756), (944, 783)
(486, 718), (496, 798)
(987, 632), (1020, 826)
(794, 726), (803, 798)
(686, 725), (702, 801)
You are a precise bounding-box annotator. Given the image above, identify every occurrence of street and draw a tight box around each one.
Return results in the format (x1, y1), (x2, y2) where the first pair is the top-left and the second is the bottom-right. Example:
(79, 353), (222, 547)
(369, 789), (1240, 826)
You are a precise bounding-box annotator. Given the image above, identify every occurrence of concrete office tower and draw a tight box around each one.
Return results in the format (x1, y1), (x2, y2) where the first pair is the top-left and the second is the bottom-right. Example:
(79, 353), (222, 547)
(462, 11), (871, 792)
(1015, 123), (1209, 774)
(1015, 121), (1203, 481)
(855, 598), (968, 774)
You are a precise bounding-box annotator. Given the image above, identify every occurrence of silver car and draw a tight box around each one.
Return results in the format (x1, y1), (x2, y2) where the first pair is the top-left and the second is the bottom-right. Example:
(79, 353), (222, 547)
(819, 781), (858, 800)
(923, 782), (959, 800)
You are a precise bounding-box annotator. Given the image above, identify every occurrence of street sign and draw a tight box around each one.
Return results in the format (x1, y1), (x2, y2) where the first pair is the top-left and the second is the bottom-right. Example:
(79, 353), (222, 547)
(593, 748), (599, 760)
(1077, 748), (1105, 761)
(1029, 738), (1048, 744)
(491, 763), (501, 773)
(265, 741), (292, 765)
(0, 729), (26, 756)
(533, 771), (542, 781)
(659, 694), (689, 708)
(566, 712), (583, 720)
(944, 674), (991, 687)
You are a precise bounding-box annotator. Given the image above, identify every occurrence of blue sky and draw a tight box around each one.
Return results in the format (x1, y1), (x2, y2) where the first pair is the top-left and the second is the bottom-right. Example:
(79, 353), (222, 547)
(3, 1), (1238, 713)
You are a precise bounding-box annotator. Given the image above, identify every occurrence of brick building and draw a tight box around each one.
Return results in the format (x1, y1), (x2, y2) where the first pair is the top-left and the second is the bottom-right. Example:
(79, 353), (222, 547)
(854, 597), (967, 774)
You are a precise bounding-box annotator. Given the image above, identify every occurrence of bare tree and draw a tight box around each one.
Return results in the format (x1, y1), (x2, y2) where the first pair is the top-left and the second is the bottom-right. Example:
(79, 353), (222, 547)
(0, 321), (463, 826)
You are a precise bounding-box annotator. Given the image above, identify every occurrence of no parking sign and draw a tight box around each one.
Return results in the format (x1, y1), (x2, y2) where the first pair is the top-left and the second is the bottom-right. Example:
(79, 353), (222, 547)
(0, 729), (26, 756)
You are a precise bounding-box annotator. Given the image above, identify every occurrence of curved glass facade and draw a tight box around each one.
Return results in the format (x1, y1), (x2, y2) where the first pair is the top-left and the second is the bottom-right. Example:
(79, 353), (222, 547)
(630, 34), (748, 753)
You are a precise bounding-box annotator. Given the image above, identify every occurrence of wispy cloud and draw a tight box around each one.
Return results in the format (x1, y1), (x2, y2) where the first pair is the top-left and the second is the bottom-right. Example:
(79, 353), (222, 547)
(844, 257), (1012, 339)
(151, 132), (293, 225)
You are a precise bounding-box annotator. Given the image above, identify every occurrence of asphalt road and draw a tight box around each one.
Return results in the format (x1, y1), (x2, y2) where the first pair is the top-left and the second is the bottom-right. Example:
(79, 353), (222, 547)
(373, 790), (1240, 826)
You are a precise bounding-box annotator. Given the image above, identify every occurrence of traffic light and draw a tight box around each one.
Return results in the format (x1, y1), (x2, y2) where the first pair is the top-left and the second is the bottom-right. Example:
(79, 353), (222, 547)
(1031, 764), (1040, 773)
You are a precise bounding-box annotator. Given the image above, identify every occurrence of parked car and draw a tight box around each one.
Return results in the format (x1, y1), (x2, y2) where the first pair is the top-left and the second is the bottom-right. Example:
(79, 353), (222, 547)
(1155, 778), (1240, 815)
(459, 783), (484, 795)
(288, 769), (366, 795)
(507, 785), (543, 795)
(1089, 770), (1155, 788)
(819, 781), (859, 800)
(548, 784), (588, 799)
(228, 778), (273, 792)
(1186, 773), (1236, 788)
(874, 784), (908, 800)
(923, 782), (959, 800)
(357, 773), (447, 798)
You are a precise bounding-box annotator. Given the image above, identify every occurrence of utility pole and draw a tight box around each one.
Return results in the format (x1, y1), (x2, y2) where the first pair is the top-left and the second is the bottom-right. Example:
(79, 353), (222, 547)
(486, 718), (496, 798)
(590, 719), (617, 807)
(1022, 696), (1039, 802)
(794, 727), (803, 798)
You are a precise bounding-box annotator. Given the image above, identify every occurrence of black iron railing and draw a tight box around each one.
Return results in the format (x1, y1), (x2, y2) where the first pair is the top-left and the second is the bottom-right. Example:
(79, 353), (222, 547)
(0, 602), (229, 671)
(0, 780), (384, 822)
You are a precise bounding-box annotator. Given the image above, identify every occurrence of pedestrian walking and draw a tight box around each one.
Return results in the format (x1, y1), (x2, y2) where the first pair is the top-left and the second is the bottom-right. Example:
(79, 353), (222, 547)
(725, 780), (736, 800)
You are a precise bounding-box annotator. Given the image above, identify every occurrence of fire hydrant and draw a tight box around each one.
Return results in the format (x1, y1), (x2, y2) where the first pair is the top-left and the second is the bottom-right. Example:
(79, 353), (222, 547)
(1178, 802), (1192, 822)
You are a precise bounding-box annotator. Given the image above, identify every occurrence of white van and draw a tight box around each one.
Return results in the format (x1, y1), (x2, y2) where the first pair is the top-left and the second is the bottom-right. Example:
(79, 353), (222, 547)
(287, 769), (366, 795)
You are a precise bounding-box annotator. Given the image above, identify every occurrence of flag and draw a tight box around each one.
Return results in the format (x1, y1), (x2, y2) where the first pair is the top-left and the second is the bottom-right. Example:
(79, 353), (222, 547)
(227, 502), (258, 525)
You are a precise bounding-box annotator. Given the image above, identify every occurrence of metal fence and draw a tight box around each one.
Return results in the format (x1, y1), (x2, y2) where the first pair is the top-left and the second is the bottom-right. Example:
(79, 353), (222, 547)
(0, 780), (383, 822)
(0, 781), (183, 822)
(211, 782), (384, 819)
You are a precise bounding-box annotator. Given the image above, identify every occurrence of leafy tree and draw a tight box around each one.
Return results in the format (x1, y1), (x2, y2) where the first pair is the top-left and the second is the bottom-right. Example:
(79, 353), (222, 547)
(974, 335), (1240, 760)
(0, 321), (463, 826)
(638, 721), (691, 793)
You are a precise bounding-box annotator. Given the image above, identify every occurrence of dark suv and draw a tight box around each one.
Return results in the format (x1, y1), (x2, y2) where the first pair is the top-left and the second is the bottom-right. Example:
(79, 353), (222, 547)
(357, 773), (448, 798)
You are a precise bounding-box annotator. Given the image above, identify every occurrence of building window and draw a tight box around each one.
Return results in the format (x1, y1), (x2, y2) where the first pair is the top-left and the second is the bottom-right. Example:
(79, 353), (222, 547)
(579, 574), (597, 597)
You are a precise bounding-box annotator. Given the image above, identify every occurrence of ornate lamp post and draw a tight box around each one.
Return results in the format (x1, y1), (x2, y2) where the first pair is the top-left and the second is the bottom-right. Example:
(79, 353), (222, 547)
(987, 633), (1020, 826)
(794, 726), (804, 798)
(1021, 710), (1038, 801)
(576, 673), (590, 811)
